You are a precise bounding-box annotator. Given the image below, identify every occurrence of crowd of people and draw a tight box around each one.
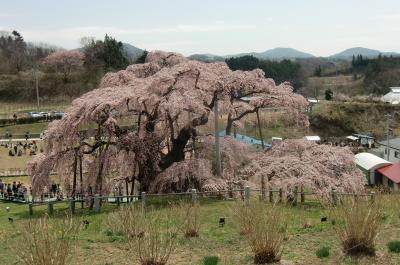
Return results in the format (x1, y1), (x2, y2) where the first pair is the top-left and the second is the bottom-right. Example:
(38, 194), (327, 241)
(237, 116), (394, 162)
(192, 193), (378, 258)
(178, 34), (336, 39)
(39, 182), (64, 201)
(1, 140), (41, 156)
(0, 180), (65, 202)
(0, 179), (29, 201)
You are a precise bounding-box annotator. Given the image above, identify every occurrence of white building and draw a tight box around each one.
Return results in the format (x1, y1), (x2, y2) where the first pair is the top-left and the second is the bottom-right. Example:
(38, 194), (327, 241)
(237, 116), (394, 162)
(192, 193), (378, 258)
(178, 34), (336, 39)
(304, 135), (321, 142)
(382, 87), (400, 104)
(354, 152), (391, 185)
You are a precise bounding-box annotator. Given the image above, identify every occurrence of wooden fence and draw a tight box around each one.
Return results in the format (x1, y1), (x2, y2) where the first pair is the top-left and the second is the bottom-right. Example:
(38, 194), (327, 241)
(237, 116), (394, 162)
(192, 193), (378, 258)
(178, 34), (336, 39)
(6, 186), (377, 216)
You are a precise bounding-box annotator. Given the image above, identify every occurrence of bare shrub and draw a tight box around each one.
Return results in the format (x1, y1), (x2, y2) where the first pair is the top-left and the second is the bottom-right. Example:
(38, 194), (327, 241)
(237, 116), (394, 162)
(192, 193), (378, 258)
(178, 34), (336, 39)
(175, 201), (201, 238)
(111, 204), (178, 265)
(233, 201), (253, 235)
(107, 204), (142, 237)
(16, 214), (81, 265)
(331, 197), (383, 256)
(236, 201), (287, 263)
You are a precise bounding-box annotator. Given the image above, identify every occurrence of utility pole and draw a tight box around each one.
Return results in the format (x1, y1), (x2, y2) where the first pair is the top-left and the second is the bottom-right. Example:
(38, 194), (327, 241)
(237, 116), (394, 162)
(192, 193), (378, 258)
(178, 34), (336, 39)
(256, 109), (265, 149)
(214, 98), (221, 176)
(385, 114), (392, 161)
(35, 66), (40, 110)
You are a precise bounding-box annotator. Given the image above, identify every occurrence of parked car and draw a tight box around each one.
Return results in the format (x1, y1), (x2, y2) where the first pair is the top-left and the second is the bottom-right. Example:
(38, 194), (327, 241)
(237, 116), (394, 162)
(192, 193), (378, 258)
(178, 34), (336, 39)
(48, 111), (64, 119)
(27, 112), (42, 118)
(27, 111), (48, 118)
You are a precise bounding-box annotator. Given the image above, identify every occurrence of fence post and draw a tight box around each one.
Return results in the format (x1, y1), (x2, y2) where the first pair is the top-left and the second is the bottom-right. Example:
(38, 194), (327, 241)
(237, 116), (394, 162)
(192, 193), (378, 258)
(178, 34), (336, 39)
(261, 176), (265, 201)
(291, 187), (298, 206)
(191, 189), (197, 205)
(244, 186), (250, 204)
(331, 188), (337, 206)
(228, 185), (233, 199)
(94, 194), (101, 213)
(370, 191), (376, 204)
(279, 188), (283, 203)
(29, 203), (33, 216)
(69, 198), (75, 214)
(300, 186), (305, 203)
(141, 192), (146, 208)
(116, 195), (120, 207)
(269, 189), (273, 203)
(47, 201), (53, 215)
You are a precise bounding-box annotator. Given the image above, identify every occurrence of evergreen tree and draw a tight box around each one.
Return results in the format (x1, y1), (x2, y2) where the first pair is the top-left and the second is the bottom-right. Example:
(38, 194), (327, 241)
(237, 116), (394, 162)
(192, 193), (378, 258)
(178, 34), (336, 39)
(325, 88), (333, 100)
(102, 34), (128, 70)
(314, 65), (322, 77)
(135, 50), (148, 64)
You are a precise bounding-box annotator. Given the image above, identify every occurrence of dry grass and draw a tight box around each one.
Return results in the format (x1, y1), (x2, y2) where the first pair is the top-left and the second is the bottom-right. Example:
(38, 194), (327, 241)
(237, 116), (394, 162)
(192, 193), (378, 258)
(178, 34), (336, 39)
(174, 201), (201, 238)
(110, 204), (178, 265)
(237, 201), (287, 264)
(331, 197), (384, 256)
(15, 214), (81, 265)
(233, 201), (253, 235)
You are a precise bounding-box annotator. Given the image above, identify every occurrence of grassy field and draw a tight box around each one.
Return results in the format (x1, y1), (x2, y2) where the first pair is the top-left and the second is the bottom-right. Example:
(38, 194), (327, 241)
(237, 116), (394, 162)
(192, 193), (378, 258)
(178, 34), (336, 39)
(0, 141), (44, 170)
(1, 197), (400, 265)
(0, 122), (49, 136)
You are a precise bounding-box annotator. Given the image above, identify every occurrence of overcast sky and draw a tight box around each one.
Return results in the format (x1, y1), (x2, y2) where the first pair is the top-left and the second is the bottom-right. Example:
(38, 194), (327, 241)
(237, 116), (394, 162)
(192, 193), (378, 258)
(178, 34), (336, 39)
(1, 0), (400, 56)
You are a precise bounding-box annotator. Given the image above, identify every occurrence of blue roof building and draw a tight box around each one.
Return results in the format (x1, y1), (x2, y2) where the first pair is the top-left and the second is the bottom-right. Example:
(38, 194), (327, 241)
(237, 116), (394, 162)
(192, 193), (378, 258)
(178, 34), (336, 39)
(218, 131), (271, 149)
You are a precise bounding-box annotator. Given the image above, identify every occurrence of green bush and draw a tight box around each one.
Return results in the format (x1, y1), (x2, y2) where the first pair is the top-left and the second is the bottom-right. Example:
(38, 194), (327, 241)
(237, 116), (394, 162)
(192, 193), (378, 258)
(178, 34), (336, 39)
(203, 256), (219, 265)
(388, 240), (400, 253)
(316, 246), (330, 258)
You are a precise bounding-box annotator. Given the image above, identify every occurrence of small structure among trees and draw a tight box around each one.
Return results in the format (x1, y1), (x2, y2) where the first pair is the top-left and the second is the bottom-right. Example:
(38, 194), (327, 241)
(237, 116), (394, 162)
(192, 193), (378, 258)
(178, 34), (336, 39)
(28, 51), (364, 198)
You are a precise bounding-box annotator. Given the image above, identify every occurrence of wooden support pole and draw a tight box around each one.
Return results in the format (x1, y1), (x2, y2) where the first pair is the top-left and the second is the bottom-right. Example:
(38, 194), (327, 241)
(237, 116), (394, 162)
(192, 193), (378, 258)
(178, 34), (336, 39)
(47, 202), (53, 215)
(371, 191), (376, 204)
(141, 192), (147, 208)
(261, 176), (265, 201)
(293, 187), (298, 206)
(94, 194), (100, 213)
(191, 189), (197, 205)
(29, 203), (33, 216)
(269, 189), (273, 203)
(244, 186), (250, 204)
(331, 188), (337, 206)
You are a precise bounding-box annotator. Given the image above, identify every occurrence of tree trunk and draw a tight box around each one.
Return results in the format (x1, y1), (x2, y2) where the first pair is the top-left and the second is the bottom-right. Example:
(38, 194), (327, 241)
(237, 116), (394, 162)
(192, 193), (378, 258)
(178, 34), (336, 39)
(79, 155), (84, 209)
(159, 127), (193, 170)
(256, 109), (265, 149)
(225, 113), (233, 135)
(71, 151), (78, 199)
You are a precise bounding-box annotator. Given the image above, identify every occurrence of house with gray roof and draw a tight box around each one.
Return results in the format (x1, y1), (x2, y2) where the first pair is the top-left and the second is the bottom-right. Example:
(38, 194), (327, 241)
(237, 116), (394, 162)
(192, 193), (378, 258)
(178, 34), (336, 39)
(382, 87), (400, 104)
(377, 137), (400, 163)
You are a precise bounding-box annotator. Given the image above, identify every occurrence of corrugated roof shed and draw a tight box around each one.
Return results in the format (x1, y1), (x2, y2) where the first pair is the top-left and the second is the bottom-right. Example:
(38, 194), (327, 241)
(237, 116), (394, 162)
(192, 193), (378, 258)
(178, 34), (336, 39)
(354, 152), (391, 171)
(377, 163), (400, 183)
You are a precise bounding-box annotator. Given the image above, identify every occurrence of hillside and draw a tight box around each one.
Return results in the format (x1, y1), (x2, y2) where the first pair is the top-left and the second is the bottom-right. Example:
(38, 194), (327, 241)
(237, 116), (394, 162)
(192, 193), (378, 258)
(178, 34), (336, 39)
(331, 47), (400, 59)
(255, 47), (315, 59)
(122, 43), (144, 62)
(223, 47), (315, 60)
(310, 101), (400, 139)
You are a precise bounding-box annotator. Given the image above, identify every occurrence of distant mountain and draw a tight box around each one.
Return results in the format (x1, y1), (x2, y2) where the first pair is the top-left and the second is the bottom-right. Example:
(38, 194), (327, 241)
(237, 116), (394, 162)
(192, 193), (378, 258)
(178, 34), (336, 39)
(255, 48), (315, 59)
(330, 47), (400, 59)
(224, 48), (315, 60)
(122, 43), (144, 62)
